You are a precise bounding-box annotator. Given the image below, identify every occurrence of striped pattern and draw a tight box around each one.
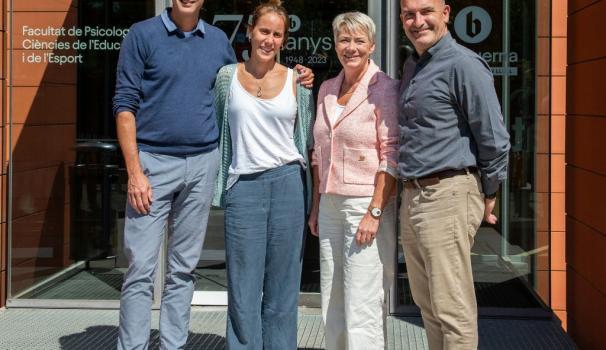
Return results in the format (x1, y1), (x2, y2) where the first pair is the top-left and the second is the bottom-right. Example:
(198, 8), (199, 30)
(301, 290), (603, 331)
(211, 64), (315, 210)
(0, 308), (577, 349)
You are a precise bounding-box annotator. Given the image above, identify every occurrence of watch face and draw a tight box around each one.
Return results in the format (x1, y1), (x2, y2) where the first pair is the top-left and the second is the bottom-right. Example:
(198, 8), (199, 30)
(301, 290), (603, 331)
(371, 207), (382, 217)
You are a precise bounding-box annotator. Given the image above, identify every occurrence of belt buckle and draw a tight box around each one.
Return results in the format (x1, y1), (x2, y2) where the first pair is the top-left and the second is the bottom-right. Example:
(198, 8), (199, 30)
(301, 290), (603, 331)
(403, 178), (421, 188)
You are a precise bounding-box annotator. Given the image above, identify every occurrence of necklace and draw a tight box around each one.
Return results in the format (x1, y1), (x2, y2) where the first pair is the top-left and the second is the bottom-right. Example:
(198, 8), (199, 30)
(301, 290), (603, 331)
(244, 63), (271, 98)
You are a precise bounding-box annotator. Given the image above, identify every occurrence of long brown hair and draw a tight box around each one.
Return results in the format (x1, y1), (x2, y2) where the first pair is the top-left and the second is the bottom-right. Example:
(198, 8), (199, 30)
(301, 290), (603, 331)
(250, 0), (290, 41)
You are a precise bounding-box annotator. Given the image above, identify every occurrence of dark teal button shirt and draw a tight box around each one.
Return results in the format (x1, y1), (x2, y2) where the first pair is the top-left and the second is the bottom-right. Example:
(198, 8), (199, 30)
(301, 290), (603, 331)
(398, 32), (510, 195)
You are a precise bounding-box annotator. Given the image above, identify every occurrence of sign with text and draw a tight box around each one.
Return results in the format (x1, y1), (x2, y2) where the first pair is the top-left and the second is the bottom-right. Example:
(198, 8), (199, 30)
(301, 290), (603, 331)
(20, 25), (128, 65)
(202, 1), (369, 96)
(450, 2), (520, 77)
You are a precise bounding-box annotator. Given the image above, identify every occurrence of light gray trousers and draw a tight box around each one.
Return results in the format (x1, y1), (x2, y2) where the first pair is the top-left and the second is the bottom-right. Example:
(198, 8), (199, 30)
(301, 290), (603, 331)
(117, 148), (219, 350)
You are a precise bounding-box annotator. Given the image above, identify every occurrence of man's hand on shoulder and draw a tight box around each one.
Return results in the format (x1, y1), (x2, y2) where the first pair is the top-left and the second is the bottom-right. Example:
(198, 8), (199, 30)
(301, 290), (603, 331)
(294, 64), (315, 89)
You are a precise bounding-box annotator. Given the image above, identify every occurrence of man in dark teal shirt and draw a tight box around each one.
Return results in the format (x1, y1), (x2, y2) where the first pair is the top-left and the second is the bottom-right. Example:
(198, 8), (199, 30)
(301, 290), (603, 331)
(398, 0), (510, 349)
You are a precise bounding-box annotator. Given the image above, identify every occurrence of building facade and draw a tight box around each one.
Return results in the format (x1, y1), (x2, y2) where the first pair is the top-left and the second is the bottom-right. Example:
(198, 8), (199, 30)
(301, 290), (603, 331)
(0, 0), (604, 347)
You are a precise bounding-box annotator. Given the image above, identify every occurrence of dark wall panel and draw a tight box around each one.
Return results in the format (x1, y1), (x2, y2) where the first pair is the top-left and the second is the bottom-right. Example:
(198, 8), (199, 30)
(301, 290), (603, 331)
(567, 0), (606, 346)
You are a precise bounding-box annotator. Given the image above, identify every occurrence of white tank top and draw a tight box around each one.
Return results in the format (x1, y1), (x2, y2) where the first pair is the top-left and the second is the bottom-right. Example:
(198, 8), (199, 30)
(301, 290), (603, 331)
(226, 67), (303, 189)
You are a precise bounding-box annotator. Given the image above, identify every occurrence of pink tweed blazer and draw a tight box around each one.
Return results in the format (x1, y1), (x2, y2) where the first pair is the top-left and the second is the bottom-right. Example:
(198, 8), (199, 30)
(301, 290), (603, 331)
(311, 61), (400, 197)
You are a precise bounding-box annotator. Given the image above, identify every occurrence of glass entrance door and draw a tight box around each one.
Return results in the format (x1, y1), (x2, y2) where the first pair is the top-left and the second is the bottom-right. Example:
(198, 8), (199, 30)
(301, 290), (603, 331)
(194, 0), (373, 306)
(392, 0), (551, 316)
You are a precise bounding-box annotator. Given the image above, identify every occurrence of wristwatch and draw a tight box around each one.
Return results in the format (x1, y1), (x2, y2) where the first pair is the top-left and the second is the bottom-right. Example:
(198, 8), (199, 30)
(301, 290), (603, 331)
(485, 192), (497, 199)
(369, 206), (383, 219)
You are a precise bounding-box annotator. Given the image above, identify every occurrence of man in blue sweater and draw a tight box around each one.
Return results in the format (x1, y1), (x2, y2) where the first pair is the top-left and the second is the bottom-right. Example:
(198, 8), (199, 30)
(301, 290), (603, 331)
(112, 1), (313, 348)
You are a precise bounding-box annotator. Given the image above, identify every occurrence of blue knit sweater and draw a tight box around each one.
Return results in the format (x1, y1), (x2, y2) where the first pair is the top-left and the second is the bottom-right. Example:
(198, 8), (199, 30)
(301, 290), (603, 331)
(113, 9), (237, 155)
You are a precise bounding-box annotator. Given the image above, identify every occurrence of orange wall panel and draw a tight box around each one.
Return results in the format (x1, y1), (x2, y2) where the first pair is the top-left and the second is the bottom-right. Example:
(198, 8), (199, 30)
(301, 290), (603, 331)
(551, 115), (566, 154)
(1, 174), (6, 222)
(552, 38), (567, 77)
(0, 270), (5, 307)
(567, 2), (606, 345)
(537, 37), (551, 77)
(567, 115), (606, 175)
(551, 270), (567, 310)
(568, 60), (606, 117)
(0, 2), (5, 32)
(551, 231), (566, 271)
(12, 0), (77, 12)
(567, 269), (606, 350)
(10, 124), (75, 172)
(551, 76), (567, 115)
(535, 192), (550, 232)
(0, 34), (4, 80)
(11, 49), (77, 86)
(536, 76), (550, 115)
(537, 0), (551, 37)
(12, 85), (76, 125)
(0, 222), (5, 272)
(567, 218), (606, 295)
(536, 230), (550, 271)
(11, 206), (69, 266)
(568, 1), (606, 64)
(535, 269), (550, 305)
(551, 192), (566, 232)
(569, 0), (601, 13)
(11, 203), (71, 294)
(554, 310), (568, 330)
(536, 115), (549, 154)
(12, 165), (69, 219)
(12, 11), (77, 50)
(551, 154), (565, 193)
(566, 167), (606, 234)
(535, 153), (550, 193)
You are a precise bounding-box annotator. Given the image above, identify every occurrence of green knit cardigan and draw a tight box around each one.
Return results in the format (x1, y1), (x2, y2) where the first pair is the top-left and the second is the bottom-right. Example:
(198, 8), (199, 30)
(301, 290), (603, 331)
(211, 64), (315, 212)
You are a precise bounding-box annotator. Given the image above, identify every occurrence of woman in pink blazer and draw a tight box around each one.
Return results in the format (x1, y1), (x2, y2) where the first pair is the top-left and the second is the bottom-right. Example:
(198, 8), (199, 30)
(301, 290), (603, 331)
(307, 12), (400, 350)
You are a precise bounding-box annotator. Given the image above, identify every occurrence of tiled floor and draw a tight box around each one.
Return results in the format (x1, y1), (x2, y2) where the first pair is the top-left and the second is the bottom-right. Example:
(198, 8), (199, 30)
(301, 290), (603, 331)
(0, 307), (577, 349)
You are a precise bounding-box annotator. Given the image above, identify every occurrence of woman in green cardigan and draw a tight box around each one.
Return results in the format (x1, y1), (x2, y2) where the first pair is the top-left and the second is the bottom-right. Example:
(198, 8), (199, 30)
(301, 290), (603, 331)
(212, 1), (315, 348)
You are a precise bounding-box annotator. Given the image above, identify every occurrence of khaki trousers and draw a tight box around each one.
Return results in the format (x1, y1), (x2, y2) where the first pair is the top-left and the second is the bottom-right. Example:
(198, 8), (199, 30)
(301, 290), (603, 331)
(400, 173), (484, 350)
(319, 194), (396, 350)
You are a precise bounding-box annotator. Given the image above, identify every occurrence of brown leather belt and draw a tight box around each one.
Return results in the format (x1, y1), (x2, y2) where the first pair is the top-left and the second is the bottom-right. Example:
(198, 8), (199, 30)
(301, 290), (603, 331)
(403, 167), (477, 189)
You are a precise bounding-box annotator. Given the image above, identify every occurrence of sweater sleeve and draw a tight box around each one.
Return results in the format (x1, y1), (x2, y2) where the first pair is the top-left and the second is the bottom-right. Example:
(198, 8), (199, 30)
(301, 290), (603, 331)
(112, 24), (147, 117)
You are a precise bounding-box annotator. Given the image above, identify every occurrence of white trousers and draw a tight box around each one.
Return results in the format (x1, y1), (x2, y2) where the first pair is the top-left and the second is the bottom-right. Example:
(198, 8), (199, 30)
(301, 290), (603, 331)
(319, 193), (396, 350)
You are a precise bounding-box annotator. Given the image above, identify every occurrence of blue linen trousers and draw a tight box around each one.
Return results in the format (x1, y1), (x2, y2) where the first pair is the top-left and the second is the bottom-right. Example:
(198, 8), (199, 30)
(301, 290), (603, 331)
(117, 149), (219, 350)
(224, 162), (306, 350)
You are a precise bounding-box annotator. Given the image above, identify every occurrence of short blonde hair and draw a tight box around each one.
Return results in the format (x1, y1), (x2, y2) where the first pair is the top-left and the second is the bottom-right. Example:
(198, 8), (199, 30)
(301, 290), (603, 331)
(332, 12), (376, 44)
